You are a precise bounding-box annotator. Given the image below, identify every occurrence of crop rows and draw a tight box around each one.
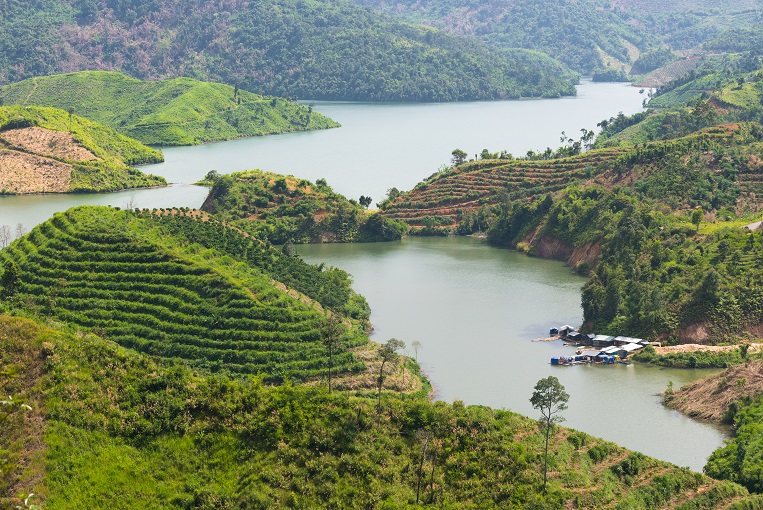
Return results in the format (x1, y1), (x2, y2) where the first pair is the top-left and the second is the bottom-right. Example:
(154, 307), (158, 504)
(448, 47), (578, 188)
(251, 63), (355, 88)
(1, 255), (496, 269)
(2, 208), (362, 382)
(382, 149), (627, 229)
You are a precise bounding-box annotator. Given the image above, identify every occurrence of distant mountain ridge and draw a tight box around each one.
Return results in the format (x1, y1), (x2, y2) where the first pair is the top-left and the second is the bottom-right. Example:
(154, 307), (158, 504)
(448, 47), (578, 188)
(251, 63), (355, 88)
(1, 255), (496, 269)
(0, 0), (577, 102)
(353, 0), (654, 74)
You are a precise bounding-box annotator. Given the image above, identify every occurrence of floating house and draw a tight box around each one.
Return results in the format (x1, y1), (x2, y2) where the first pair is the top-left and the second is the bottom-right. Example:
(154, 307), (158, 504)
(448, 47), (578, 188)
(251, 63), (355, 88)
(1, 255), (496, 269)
(559, 325), (577, 338)
(614, 336), (644, 346)
(567, 331), (584, 343)
(592, 335), (616, 348)
(549, 326), (559, 336)
(615, 343), (644, 358)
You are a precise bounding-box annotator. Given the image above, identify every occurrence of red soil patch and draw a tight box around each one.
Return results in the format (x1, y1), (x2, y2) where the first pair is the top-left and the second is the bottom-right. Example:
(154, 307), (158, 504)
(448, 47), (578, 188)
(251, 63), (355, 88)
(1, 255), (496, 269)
(0, 127), (98, 162)
(0, 150), (72, 193)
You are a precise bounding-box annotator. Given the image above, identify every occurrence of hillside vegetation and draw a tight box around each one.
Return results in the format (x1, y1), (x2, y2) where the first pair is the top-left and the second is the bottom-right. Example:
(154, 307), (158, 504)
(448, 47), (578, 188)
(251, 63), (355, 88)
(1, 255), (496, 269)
(354, 0), (653, 75)
(0, 72), (339, 146)
(201, 171), (408, 244)
(0, 206), (376, 381)
(381, 124), (763, 233)
(598, 57), (763, 147)
(0, 106), (164, 194)
(0, 0), (577, 102)
(3, 313), (761, 509)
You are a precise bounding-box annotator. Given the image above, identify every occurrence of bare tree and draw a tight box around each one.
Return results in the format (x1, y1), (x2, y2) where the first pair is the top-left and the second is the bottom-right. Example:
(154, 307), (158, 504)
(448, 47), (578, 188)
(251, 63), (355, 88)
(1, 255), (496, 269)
(0, 226), (10, 248)
(411, 340), (422, 362)
(415, 429), (431, 505)
(125, 195), (136, 211)
(15, 223), (25, 239)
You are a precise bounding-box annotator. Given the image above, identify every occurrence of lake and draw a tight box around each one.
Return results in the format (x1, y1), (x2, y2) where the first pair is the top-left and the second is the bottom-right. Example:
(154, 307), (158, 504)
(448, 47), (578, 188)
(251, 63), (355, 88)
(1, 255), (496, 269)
(0, 81), (726, 471)
(0, 81), (645, 230)
(297, 237), (725, 472)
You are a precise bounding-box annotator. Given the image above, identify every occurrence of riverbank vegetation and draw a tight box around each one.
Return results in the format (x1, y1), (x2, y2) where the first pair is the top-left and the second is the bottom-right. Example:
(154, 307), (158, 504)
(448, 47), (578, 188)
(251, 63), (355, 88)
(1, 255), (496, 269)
(0, 105), (164, 194)
(201, 171), (408, 244)
(0, 72), (339, 146)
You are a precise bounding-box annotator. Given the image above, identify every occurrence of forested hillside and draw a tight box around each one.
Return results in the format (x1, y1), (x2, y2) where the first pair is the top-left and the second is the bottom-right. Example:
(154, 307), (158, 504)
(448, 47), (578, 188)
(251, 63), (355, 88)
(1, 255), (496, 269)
(0, 72), (339, 146)
(201, 171), (408, 244)
(0, 0), (577, 101)
(354, 0), (653, 74)
(0, 105), (164, 193)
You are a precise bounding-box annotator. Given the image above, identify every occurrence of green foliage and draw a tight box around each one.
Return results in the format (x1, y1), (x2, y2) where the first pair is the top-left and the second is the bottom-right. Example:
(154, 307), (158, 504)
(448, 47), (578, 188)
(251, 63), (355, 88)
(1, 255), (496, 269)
(631, 48), (678, 75)
(632, 345), (745, 368)
(706, 394), (763, 494)
(0, 0), (577, 102)
(0, 72), (340, 146)
(202, 170), (408, 244)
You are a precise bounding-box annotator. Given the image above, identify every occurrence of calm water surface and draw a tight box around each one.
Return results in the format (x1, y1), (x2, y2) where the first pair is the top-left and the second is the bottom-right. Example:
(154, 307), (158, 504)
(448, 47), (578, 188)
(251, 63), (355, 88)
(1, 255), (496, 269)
(297, 237), (726, 472)
(0, 82), (725, 471)
(0, 82), (645, 229)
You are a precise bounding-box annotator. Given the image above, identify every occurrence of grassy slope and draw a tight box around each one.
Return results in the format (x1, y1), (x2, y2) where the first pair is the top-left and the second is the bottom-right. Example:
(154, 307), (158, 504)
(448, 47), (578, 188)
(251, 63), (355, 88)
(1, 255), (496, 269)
(0, 71), (340, 146)
(201, 171), (409, 244)
(0, 105), (165, 193)
(0, 206), (371, 382)
(2, 313), (758, 509)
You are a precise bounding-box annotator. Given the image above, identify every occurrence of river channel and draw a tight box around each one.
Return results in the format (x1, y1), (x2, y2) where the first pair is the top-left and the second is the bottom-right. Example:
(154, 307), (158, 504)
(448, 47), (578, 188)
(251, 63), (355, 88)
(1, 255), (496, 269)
(0, 82), (726, 471)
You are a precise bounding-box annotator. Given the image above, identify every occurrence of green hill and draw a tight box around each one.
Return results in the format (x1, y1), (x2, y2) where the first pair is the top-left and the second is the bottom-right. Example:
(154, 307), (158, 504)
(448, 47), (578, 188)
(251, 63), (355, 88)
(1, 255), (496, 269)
(0, 206), (373, 381)
(0, 105), (164, 194)
(201, 171), (408, 244)
(0, 72), (340, 146)
(2, 313), (758, 509)
(0, 0), (578, 102)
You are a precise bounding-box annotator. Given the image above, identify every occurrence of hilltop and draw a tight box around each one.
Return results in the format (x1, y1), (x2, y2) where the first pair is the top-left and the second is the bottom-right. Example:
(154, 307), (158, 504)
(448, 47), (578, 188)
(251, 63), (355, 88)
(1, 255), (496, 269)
(0, 206), (376, 381)
(0, 106), (164, 194)
(201, 171), (408, 244)
(0, 0), (577, 102)
(0, 72), (340, 146)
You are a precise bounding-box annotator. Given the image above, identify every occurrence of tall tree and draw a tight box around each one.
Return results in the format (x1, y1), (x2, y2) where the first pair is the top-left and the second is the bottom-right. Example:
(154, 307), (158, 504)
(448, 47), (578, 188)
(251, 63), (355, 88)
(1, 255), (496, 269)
(530, 376), (569, 493)
(377, 338), (405, 425)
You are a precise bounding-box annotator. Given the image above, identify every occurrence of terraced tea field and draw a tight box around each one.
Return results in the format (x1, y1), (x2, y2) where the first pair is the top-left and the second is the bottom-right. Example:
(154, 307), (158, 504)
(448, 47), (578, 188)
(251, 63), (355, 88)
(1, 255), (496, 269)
(380, 149), (628, 230)
(1, 207), (365, 381)
(381, 125), (763, 232)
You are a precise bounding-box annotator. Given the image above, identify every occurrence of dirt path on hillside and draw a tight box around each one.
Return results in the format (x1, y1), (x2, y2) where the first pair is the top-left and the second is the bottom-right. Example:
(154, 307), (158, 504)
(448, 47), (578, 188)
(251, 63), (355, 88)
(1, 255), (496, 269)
(654, 343), (763, 355)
